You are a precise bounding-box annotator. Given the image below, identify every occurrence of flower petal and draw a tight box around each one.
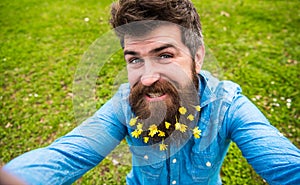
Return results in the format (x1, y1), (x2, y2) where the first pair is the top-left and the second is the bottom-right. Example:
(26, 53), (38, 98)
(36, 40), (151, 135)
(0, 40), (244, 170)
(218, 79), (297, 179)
(179, 106), (187, 115)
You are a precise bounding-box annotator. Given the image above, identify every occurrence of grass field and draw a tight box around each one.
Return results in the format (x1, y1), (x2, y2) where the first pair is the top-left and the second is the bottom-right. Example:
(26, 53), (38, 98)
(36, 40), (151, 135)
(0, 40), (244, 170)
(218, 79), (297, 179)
(1, 0), (299, 184)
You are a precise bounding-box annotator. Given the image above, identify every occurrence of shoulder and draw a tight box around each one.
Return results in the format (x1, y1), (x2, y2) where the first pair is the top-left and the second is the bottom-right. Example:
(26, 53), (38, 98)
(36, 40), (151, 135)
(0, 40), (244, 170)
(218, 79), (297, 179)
(200, 70), (242, 103)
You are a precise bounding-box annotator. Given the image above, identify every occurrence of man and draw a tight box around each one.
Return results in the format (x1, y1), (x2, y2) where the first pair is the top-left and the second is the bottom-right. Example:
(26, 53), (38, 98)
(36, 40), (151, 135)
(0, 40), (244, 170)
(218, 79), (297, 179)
(3, 0), (300, 184)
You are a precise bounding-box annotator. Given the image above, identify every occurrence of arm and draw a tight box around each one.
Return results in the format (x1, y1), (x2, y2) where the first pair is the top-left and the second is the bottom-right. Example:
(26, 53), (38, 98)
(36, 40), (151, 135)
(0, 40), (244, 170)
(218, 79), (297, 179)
(3, 97), (127, 185)
(226, 95), (300, 185)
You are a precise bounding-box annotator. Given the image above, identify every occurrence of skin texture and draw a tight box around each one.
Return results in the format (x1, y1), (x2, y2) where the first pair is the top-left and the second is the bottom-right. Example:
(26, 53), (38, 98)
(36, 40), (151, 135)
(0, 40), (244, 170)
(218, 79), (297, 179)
(124, 24), (204, 89)
(0, 169), (26, 185)
(126, 24), (204, 144)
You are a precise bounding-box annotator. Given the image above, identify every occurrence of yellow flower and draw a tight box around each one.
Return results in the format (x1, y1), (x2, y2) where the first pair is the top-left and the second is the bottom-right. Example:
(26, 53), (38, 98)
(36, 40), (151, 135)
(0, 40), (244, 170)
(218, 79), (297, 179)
(193, 126), (201, 139)
(137, 123), (143, 130)
(148, 124), (158, 137)
(195, 105), (201, 112)
(143, 137), (149, 143)
(131, 129), (142, 138)
(175, 122), (187, 133)
(129, 117), (138, 126)
(158, 130), (166, 137)
(179, 106), (187, 115)
(159, 142), (168, 151)
(165, 121), (171, 129)
(187, 114), (194, 121)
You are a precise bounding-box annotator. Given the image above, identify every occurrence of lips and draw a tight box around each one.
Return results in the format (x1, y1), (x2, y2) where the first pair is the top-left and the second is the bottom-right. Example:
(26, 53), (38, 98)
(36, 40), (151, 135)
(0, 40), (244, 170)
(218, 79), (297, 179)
(147, 92), (164, 98)
(146, 92), (167, 101)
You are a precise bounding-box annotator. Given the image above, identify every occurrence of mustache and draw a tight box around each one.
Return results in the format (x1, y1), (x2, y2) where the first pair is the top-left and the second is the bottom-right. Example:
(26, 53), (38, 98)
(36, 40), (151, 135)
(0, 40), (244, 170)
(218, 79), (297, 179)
(128, 79), (200, 144)
(130, 80), (178, 97)
(129, 79), (180, 120)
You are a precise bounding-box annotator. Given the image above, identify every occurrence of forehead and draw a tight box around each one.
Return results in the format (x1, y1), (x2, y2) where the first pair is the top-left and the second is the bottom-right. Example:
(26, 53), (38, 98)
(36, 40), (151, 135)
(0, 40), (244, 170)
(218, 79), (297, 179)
(124, 24), (184, 50)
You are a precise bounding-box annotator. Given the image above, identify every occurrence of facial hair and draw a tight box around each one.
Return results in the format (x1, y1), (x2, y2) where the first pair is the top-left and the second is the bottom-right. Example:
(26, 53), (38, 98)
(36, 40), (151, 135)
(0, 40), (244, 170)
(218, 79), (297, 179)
(129, 77), (200, 145)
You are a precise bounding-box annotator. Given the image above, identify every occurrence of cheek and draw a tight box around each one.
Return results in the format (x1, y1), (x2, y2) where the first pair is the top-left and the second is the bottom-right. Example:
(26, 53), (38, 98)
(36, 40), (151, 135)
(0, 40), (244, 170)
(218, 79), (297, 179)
(165, 63), (194, 85)
(127, 67), (141, 87)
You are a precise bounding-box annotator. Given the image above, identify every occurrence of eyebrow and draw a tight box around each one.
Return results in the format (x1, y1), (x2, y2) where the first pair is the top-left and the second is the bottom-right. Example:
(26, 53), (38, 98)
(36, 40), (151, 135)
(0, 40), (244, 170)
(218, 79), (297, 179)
(150, 44), (176, 54)
(124, 44), (177, 57)
(124, 50), (138, 56)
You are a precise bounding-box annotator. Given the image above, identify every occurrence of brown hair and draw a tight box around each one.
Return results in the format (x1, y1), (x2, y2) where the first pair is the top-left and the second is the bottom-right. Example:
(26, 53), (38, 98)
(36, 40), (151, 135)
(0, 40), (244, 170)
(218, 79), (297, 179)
(110, 0), (203, 57)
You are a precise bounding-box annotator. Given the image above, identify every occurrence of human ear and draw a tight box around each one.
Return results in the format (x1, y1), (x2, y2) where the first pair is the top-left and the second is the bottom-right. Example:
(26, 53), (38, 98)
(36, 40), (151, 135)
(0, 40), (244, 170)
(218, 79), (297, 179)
(194, 45), (205, 73)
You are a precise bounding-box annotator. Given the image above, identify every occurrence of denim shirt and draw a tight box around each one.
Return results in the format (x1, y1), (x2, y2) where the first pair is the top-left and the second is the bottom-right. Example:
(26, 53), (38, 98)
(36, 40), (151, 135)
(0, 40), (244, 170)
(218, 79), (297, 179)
(4, 71), (300, 185)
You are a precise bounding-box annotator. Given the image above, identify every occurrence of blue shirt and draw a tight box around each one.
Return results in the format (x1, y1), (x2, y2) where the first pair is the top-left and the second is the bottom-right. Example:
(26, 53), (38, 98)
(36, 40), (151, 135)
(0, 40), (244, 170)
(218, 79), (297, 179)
(4, 71), (300, 185)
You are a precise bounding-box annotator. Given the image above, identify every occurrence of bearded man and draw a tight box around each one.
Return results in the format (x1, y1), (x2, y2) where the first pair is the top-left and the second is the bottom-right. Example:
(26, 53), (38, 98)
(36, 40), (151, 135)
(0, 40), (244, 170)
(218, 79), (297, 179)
(3, 0), (300, 185)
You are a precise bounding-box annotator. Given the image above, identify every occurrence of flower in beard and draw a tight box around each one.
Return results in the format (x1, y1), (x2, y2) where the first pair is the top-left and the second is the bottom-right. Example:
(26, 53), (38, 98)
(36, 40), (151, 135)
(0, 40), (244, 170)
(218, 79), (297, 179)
(192, 126), (201, 139)
(187, 114), (194, 121)
(158, 130), (166, 137)
(179, 106), (187, 115)
(148, 124), (159, 137)
(129, 79), (200, 146)
(143, 137), (149, 143)
(131, 128), (143, 138)
(194, 105), (201, 112)
(175, 122), (188, 133)
(129, 116), (138, 126)
(159, 140), (168, 151)
(129, 80), (180, 143)
(165, 121), (171, 129)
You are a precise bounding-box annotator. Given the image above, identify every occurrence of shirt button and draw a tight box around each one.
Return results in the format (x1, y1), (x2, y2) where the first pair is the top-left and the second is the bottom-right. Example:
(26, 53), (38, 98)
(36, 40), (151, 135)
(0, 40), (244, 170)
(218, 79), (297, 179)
(172, 158), (177, 163)
(206, 161), (212, 167)
(172, 180), (177, 184)
(144, 155), (149, 160)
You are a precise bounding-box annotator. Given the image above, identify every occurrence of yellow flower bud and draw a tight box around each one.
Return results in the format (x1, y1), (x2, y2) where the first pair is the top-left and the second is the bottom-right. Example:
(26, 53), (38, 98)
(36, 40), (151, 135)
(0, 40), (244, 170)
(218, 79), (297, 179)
(165, 121), (171, 129)
(129, 117), (138, 126)
(143, 137), (149, 143)
(179, 106), (187, 115)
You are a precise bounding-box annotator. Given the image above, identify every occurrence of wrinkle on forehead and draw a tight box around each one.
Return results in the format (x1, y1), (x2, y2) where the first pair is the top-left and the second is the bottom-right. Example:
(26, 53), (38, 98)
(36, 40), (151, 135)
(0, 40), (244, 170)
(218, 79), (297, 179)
(124, 36), (180, 50)
(124, 24), (182, 47)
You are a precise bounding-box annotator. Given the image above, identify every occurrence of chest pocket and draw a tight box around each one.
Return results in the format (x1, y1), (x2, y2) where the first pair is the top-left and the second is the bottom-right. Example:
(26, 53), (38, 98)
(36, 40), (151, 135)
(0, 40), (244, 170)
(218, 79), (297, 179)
(185, 98), (229, 183)
(185, 138), (221, 183)
(130, 146), (166, 184)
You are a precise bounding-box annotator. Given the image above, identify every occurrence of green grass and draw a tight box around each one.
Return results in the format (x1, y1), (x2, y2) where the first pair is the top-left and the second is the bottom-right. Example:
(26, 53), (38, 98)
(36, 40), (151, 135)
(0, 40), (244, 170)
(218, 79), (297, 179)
(1, 0), (299, 184)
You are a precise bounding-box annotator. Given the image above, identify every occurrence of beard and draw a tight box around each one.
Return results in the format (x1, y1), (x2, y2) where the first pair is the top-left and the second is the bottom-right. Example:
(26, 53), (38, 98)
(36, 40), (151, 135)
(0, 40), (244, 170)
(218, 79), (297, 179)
(129, 74), (200, 145)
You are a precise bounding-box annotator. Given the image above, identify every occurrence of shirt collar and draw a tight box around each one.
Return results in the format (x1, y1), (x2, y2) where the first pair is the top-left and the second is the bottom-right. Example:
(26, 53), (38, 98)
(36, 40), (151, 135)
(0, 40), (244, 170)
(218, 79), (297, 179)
(198, 70), (219, 108)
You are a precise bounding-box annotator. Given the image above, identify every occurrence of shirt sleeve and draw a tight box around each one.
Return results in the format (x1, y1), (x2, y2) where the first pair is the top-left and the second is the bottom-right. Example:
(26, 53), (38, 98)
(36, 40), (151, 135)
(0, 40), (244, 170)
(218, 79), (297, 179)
(226, 94), (300, 185)
(3, 96), (127, 185)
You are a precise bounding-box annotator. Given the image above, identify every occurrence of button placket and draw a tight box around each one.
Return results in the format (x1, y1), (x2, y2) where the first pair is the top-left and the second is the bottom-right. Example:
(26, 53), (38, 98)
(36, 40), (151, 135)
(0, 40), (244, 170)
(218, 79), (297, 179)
(206, 161), (212, 167)
(169, 146), (180, 185)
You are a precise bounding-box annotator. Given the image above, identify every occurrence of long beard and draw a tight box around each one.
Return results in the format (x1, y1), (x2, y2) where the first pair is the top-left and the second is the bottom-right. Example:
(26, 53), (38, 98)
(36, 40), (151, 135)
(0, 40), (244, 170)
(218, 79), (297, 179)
(129, 78), (200, 145)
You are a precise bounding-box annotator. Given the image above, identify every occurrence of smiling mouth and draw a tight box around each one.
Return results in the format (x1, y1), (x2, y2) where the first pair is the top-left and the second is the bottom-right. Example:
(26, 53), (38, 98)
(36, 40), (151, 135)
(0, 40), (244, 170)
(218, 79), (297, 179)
(146, 92), (167, 101)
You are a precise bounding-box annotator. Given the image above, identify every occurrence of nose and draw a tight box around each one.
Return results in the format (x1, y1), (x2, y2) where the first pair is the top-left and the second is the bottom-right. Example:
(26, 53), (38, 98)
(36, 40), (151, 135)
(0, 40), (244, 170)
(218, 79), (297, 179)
(140, 60), (160, 86)
(141, 74), (160, 86)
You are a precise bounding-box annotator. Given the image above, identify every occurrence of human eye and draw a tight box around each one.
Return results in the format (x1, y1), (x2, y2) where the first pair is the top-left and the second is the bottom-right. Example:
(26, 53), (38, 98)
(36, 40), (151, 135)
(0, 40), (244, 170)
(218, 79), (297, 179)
(128, 58), (144, 64)
(159, 53), (173, 59)
(156, 53), (173, 64)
